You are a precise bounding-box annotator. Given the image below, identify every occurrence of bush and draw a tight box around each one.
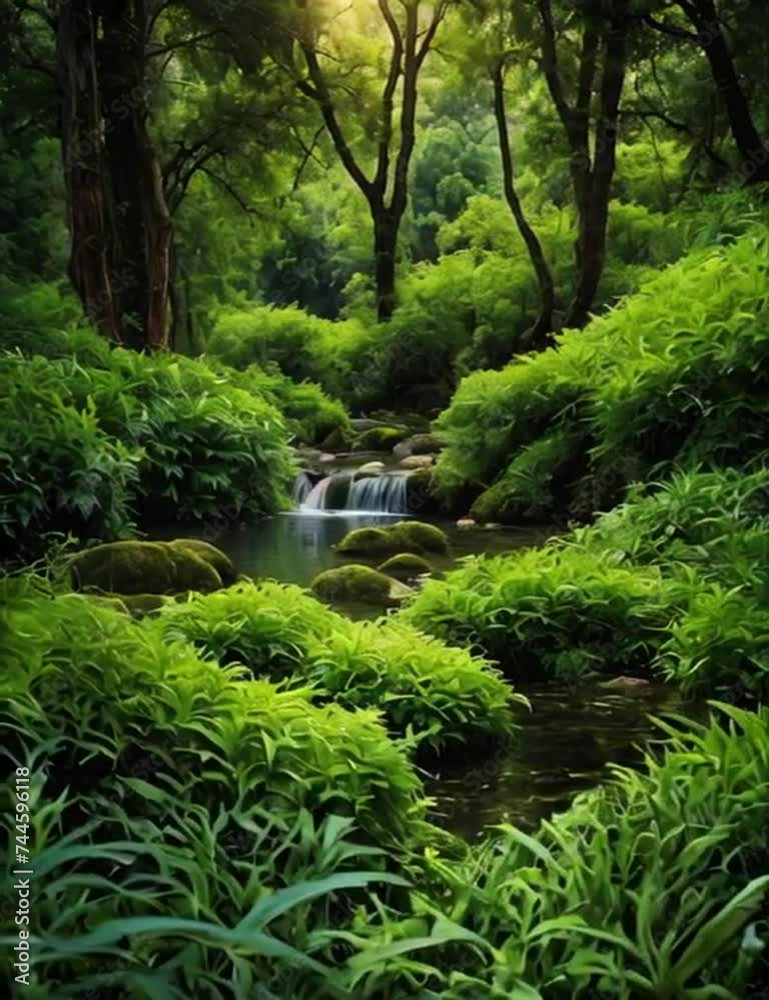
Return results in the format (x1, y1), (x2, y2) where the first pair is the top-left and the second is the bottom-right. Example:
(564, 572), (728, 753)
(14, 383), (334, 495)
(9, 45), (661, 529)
(0, 577), (425, 847)
(401, 545), (683, 681)
(0, 366), (140, 556)
(0, 345), (296, 544)
(157, 580), (518, 751)
(434, 225), (769, 516)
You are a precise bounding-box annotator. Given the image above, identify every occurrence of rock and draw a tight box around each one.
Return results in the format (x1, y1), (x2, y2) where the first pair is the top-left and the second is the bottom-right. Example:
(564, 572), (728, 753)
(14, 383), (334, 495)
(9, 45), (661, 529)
(335, 520), (449, 557)
(352, 426), (406, 451)
(167, 538), (237, 585)
(482, 523), (504, 531)
(319, 453), (337, 463)
(377, 553), (434, 580)
(356, 461), (387, 477)
(399, 454), (435, 470)
(600, 676), (652, 691)
(456, 518), (477, 530)
(70, 540), (231, 596)
(393, 433), (444, 459)
(312, 564), (398, 604)
(319, 426), (354, 452)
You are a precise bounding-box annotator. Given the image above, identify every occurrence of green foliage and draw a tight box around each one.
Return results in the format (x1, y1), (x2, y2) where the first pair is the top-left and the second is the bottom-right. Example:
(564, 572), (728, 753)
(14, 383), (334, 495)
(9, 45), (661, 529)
(1, 576), (425, 846)
(401, 545), (681, 681)
(0, 334), (297, 546)
(435, 224), (769, 513)
(157, 580), (517, 751)
(419, 706), (769, 998)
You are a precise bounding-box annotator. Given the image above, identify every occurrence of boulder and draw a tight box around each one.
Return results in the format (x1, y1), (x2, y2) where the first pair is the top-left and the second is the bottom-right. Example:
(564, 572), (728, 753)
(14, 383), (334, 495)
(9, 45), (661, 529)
(399, 454), (435, 470)
(393, 433), (444, 459)
(456, 518), (477, 530)
(335, 520), (449, 557)
(356, 461), (387, 477)
(70, 540), (232, 596)
(377, 553), (434, 580)
(312, 564), (407, 604)
(600, 676), (652, 691)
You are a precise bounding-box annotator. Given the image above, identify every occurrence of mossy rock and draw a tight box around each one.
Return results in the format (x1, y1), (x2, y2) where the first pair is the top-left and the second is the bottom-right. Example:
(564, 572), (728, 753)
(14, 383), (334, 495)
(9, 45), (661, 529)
(377, 553), (434, 580)
(352, 426), (406, 451)
(391, 521), (448, 554)
(335, 521), (449, 557)
(335, 527), (395, 556)
(119, 593), (169, 617)
(70, 540), (230, 595)
(312, 564), (395, 603)
(167, 539), (236, 585)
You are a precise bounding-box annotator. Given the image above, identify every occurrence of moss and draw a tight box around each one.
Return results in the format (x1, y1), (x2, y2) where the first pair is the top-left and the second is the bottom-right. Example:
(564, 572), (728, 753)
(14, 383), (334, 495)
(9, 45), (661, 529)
(168, 539), (236, 585)
(391, 521), (449, 554)
(352, 426), (406, 451)
(336, 521), (450, 557)
(312, 564), (394, 603)
(70, 540), (229, 595)
(378, 553), (434, 579)
(335, 527), (395, 556)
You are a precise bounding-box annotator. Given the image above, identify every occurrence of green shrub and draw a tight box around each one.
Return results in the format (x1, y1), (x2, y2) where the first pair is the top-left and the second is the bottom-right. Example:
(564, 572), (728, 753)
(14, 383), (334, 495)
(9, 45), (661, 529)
(0, 368), (140, 556)
(0, 577), (425, 847)
(0, 347), (296, 539)
(157, 580), (518, 750)
(434, 226), (769, 515)
(401, 545), (684, 681)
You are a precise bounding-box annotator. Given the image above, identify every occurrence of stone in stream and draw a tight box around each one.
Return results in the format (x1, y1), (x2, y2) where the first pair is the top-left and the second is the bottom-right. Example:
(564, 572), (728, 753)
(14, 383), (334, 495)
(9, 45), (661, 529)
(600, 676), (652, 691)
(69, 539), (235, 596)
(399, 454), (435, 470)
(356, 461), (387, 477)
(456, 518), (477, 530)
(312, 564), (412, 605)
(393, 433), (444, 459)
(377, 553), (434, 580)
(335, 521), (449, 556)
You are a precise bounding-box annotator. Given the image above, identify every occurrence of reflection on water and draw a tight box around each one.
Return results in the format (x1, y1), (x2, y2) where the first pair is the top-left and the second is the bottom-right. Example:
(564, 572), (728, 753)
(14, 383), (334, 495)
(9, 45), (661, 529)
(151, 511), (548, 591)
(425, 682), (699, 840)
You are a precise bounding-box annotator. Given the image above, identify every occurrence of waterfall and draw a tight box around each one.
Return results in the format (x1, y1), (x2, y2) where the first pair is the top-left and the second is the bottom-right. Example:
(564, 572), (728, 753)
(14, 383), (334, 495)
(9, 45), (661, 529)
(292, 472), (314, 505)
(301, 471), (409, 514)
(348, 473), (408, 513)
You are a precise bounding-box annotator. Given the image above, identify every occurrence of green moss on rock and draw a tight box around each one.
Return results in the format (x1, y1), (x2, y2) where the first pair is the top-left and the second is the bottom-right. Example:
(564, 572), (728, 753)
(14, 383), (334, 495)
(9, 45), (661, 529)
(70, 540), (231, 595)
(168, 538), (237, 585)
(312, 564), (394, 603)
(335, 527), (395, 556)
(391, 521), (448, 554)
(377, 553), (434, 579)
(336, 521), (449, 557)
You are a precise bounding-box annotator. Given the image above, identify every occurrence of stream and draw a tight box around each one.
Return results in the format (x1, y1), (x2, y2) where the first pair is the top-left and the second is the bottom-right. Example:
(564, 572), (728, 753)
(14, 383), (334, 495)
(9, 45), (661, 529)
(150, 451), (694, 840)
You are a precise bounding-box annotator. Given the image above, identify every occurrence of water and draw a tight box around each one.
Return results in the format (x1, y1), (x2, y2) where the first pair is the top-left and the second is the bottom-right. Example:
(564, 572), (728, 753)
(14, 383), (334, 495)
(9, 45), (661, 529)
(426, 681), (699, 840)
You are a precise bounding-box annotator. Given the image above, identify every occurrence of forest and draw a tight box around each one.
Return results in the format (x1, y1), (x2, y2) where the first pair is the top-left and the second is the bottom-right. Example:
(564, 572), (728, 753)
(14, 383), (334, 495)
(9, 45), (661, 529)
(2, 0), (769, 996)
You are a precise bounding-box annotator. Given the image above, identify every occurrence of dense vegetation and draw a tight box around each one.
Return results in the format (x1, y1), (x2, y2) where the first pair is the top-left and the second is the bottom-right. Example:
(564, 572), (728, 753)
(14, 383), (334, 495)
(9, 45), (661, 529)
(3, 0), (769, 995)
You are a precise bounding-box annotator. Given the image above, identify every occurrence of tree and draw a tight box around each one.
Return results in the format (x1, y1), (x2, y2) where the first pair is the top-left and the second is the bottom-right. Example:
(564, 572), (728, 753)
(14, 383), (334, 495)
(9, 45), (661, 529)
(294, 0), (451, 322)
(646, 0), (769, 183)
(535, 0), (631, 328)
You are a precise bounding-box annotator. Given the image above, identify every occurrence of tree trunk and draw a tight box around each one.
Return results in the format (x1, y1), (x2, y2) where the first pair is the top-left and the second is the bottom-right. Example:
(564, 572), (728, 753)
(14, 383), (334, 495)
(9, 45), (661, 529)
(492, 64), (554, 349)
(373, 211), (397, 323)
(681, 0), (769, 182)
(58, 0), (118, 339)
(100, 0), (172, 349)
(565, 1), (629, 328)
(57, 0), (172, 348)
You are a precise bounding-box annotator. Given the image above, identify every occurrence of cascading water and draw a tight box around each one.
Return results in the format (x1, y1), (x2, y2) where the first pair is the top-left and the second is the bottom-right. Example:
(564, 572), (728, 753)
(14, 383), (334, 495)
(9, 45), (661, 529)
(300, 470), (410, 514)
(292, 472), (314, 505)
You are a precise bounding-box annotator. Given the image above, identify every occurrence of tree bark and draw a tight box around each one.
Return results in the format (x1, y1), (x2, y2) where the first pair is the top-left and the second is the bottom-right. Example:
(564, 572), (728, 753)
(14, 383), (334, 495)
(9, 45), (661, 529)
(56, 0), (172, 348)
(373, 211), (397, 322)
(492, 62), (554, 349)
(58, 0), (118, 339)
(678, 0), (769, 182)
